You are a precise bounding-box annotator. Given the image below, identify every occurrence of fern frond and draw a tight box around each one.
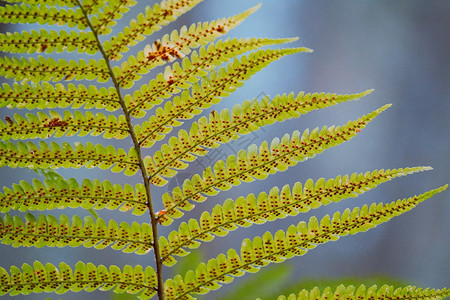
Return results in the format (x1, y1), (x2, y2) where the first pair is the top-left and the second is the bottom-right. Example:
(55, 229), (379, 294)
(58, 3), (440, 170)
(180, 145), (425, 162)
(0, 261), (157, 298)
(0, 82), (120, 111)
(115, 5), (262, 88)
(1, 0), (78, 8)
(164, 185), (448, 299)
(0, 178), (148, 215)
(0, 0), (104, 14)
(148, 90), (372, 183)
(81, 0), (109, 14)
(104, 0), (206, 61)
(0, 30), (98, 54)
(0, 141), (139, 175)
(124, 37), (299, 117)
(90, 0), (138, 35)
(0, 111), (129, 141)
(0, 0), (105, 14)
(0, 56), (109, 83)
(134, 48), (307, 150)
(0, 4), (87, 29)
(158, 105), (389, 213)
(276, 284), (450, 300)
(0, 1), (105, 16)
(0, 213), (153, 254)
(158, 167), (430, 264)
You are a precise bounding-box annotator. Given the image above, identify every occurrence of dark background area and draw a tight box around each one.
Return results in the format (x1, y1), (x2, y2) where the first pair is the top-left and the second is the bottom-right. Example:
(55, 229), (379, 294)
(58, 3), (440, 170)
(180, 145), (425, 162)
(0, 1), (449, 299)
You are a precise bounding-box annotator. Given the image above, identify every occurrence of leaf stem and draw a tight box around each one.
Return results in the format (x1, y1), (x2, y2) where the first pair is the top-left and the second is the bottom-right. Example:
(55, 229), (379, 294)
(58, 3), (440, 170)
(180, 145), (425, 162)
(75, 2), (165, 299)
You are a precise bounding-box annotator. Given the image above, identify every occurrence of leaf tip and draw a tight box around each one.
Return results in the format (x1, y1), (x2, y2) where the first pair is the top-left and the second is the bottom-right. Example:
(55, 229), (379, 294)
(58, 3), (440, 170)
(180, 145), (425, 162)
(251, 3), (262, 12)
(359, 88), (375, 97)
(378, 103), (392, 113)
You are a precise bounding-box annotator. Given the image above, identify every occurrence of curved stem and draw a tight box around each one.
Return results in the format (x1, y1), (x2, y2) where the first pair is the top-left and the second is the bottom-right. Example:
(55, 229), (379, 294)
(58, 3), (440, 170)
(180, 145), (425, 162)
(75, 2), (165, 299)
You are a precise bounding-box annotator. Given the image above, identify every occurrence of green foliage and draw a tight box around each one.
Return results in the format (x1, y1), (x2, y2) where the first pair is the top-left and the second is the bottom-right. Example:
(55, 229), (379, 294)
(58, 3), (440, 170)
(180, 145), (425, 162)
(0, 212), (153, 254)
(0, 56), (109, 82)
(158, 167), (432, 264)
(0, 4), (88, 29)
(0, 110), (129, 141)
(163, 187), (446, 298)
(275, 284), (450, 300)
(157, 106), (389, 219)
(0, 0), (447, 299)
(0, 30), (97, 54)
(0, 177), (148, 215)
(0, 261), (157, 298)
(0, 140), (139, 175)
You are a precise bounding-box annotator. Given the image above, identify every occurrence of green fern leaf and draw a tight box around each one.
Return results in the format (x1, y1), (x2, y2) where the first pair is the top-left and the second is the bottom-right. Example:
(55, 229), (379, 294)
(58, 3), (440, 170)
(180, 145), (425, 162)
(159, 167), (431, 263)
(1, 0), (78, 8)
(148, 90), (372, 182)
(0, 213), (153, 254)
(158, 105), (389, 216)
(0, 177), (148, 215)
(0, 30), (98, 54)
(0, 261), (157, 298)
(104, 0), (206, 60)
(0, 141), (139, 175)
(90, 0), (137, 35)
(0, 110), (129, 141)
(125, 37), (299, 117)
(0, 1), (446, 298)
(134, 48), (307, 150)
(115, 5), (262, 88)
(0, 1), (108, 16)
(0, 82), (120, 111)
(0, 4), (87, 28)
(0, 56), (109, 83)
(276, 284), (450, 300)
(165, 186), (447, 299)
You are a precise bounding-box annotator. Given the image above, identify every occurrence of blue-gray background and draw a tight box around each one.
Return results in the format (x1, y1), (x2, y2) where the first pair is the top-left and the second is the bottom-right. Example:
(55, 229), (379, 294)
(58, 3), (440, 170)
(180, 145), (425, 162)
(0, 0), (449, 299)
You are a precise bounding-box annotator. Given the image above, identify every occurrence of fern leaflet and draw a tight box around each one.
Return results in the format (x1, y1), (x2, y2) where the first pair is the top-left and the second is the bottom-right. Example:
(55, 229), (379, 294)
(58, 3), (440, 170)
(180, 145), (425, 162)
(124, 37), (299, 118)
(0, 111), (129, 141)
(158, 167), (431, 265)
(147, 90), (372, 182)
(159, 105), (389, 217)
(115, 5), (262, 88)
(0, 177), (148, 215)
(90, 0), (137, 35)
(0, 141), (139, 175)
(0, 213), (153, 254)
(0, 56), (109, 83)
(0, 30), (98, 54)
(276, 284), (450, 300)
(104, 0), (206, 60)
(134, 48), (307, 146)
(0, 261), (157, 298)
(1, 0), (79, 8)
(164, 186), (447, 299)
(0, 4), (88, 28)
(0, 82), (120, 111)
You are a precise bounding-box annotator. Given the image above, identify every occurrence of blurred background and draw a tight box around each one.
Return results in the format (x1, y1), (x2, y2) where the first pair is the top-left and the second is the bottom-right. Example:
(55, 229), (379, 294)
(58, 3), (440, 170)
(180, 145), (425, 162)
(0, 0), (449, 299)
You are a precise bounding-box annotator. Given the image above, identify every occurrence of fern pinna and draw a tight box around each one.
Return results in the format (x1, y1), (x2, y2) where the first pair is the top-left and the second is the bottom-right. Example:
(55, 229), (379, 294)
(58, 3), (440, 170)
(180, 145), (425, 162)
(0, 1), (448, 299)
